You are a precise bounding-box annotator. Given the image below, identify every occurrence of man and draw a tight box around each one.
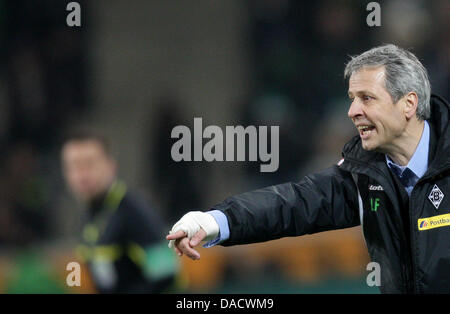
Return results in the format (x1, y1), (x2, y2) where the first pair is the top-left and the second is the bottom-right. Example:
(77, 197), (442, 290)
(167, 44), (450, 293)
(61, 131), (178, 293)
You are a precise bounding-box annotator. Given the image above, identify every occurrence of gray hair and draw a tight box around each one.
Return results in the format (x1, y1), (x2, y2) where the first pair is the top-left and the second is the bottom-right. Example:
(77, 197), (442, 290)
(344, 44), (431, 120)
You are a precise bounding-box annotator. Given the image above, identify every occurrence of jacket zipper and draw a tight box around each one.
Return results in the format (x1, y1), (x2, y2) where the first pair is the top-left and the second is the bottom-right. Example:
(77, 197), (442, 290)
(343, 156), (416, 293)
(408, 190), (419, 293)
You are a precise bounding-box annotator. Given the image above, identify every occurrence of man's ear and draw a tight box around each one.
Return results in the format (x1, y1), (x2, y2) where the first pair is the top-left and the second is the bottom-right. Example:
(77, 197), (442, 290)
(403, 92), (419, 120)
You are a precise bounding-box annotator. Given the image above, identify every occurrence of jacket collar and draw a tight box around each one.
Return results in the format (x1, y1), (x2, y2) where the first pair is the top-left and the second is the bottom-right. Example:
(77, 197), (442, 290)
(426, 94), (450, 173)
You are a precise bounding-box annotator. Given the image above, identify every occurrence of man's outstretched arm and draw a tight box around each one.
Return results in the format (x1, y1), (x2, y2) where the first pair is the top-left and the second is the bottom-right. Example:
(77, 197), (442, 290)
(167, 165), (360, 259)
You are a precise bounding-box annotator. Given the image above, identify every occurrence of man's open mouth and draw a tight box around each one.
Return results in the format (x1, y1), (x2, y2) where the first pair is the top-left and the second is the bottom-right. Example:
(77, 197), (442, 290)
(357, 125), (376, 137)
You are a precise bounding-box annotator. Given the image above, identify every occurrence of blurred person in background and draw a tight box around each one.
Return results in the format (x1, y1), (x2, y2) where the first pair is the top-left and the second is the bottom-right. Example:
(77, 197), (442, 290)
(61, 130), (178, 293)
(167, 44), (450, 294)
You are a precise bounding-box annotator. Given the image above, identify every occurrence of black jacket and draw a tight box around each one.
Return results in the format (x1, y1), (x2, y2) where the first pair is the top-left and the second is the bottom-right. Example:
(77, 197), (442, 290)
(214, 94), (450, 293)
(77, 180), (177, 293)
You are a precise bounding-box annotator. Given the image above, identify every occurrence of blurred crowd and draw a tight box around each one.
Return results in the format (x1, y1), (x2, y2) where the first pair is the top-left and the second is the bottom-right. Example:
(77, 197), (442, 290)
(0, 0), (89, 247)
(0, 0), (448, 292)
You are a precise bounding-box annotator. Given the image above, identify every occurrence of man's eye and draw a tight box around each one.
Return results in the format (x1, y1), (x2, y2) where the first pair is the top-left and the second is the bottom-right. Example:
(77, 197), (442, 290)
(363, 95), (372, 101)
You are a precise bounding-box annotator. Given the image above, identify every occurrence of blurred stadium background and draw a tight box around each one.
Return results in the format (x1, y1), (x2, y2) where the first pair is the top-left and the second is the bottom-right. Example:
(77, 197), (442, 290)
(0, 0), (448, 293)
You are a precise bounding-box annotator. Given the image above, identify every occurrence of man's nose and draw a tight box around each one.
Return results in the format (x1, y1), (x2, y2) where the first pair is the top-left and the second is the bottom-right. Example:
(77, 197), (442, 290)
(348, 98), (363, 120)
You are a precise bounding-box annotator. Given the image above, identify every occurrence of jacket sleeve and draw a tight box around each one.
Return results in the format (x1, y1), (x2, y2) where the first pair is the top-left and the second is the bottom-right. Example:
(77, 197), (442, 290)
(212, 165), (360, 246)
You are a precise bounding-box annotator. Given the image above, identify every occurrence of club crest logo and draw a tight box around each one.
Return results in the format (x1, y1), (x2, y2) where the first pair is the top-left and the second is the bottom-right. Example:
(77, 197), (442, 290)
(428, 185), (444, 209)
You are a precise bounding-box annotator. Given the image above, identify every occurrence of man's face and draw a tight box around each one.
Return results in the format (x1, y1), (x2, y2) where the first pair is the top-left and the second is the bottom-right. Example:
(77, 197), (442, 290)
(347, 66), (407, 152)
(62, 140), (116, 202)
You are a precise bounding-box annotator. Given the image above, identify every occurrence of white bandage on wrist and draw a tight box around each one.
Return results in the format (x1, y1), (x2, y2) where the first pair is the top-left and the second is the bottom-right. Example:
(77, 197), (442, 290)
(168, 211), (219, 248)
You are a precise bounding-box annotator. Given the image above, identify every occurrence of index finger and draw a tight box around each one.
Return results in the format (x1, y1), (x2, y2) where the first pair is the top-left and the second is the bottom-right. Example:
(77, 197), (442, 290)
(166, 229), (187, 240)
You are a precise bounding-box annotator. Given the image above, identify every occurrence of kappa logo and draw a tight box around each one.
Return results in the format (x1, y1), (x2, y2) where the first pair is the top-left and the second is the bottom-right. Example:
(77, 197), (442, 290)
(369, 184), (384, 191)
(428, 184), (444, 209)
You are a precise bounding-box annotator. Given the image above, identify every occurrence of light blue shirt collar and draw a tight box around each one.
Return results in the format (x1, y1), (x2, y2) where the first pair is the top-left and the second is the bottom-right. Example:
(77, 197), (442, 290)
(386, 120), (430, 180)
